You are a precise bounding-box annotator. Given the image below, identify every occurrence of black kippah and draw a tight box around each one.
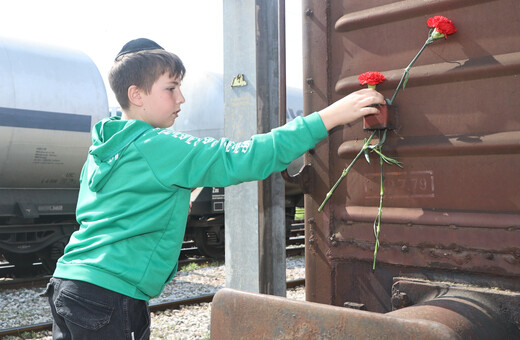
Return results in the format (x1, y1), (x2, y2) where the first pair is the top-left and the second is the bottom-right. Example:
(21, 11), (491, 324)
(115, 38), (164, 60)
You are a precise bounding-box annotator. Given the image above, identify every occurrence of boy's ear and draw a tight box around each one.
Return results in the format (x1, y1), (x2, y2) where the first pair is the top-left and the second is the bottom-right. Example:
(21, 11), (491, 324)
(128, 85), (143, 106)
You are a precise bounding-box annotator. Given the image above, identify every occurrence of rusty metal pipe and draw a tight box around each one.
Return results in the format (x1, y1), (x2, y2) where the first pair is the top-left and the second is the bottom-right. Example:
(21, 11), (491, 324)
(388, 278), (520, 339)
(387, 297), (516, 339)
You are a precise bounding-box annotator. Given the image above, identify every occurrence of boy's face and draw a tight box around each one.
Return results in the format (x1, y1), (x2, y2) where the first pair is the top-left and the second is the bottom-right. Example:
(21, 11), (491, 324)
(140, 73), (185, 128)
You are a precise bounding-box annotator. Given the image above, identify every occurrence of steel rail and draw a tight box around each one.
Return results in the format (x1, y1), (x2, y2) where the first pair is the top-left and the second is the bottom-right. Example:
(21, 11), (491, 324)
(0, 279), (305, 337)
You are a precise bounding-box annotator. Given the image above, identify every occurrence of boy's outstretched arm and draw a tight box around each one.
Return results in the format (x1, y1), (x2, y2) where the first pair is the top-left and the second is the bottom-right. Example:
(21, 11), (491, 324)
(318, 88), (385, 131)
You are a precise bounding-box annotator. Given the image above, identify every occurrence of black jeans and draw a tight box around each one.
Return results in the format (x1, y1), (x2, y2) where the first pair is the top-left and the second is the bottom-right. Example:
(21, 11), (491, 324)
(41, 278), (150, 340)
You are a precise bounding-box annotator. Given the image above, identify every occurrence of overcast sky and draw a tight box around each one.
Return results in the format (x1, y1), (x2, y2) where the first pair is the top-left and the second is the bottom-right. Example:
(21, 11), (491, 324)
(0, 0), (303, 107)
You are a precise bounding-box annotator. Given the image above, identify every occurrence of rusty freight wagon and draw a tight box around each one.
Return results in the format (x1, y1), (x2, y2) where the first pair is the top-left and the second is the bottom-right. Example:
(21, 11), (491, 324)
(212, 0), (520, 339)
(304, 0), (520, 309)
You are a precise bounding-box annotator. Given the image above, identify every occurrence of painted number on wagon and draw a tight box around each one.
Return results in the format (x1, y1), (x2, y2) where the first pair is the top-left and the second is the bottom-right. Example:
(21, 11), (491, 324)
(364, 170), (435, 199)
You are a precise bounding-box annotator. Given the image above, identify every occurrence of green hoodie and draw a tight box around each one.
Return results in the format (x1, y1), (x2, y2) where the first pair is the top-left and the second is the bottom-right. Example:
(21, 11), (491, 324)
(54, 112), (328, 301)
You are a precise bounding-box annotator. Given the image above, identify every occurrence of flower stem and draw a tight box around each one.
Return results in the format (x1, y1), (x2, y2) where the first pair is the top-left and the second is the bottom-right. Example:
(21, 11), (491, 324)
(372, 135), (384, 270)
(388, 31), (434, 105)
(318, 130), (377, 212)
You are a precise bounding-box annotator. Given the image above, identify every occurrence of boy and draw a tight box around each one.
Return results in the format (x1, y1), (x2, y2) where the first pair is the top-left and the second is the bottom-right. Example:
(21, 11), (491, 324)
(42, 38), (384, 339)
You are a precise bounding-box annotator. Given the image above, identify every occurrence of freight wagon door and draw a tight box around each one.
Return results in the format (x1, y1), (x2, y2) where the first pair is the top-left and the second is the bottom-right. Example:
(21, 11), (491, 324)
(303, 0), (520, 312)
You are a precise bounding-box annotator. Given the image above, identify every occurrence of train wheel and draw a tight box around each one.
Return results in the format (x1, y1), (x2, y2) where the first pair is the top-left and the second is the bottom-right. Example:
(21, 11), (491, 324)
(194, 226), (225, 259)
(2, 252), (37, 277)
(39, 241), (66, 274)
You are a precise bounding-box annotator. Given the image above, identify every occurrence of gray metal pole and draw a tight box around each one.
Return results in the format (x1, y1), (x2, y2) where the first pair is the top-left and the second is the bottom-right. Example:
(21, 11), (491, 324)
(223, 0), (286, 296)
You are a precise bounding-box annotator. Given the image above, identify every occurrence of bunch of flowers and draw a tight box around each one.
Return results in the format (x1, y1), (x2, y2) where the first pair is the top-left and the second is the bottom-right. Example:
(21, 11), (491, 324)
(318, 16), (457, 269)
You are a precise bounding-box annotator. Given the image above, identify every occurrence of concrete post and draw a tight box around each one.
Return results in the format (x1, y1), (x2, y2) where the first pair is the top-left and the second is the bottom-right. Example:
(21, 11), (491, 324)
(223, 0), (286, 296)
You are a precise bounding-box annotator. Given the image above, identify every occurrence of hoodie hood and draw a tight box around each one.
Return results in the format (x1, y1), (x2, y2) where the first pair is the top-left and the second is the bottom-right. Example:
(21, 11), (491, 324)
(86, 117), (152, 191)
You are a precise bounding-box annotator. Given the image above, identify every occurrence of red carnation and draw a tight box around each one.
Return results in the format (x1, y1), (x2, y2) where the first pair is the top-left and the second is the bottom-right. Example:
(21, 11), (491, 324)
(427, 16), (457, 38)
(358, 71), (386, 87)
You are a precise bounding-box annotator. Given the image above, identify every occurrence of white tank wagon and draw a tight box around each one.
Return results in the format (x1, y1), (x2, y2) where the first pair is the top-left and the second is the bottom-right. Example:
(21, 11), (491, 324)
(172, 70), (304, 139)
(0, 37), (108, 274)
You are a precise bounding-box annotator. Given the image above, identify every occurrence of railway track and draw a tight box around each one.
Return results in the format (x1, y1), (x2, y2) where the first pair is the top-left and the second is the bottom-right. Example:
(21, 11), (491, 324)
(1, 225), (305, 286)
(0, 257), (216, 290)
(0, 245), (304, 290)
(0, 278), (305, 337)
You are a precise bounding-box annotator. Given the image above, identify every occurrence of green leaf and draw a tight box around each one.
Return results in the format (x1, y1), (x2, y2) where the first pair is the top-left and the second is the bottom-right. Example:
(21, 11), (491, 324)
(381, 155), (402, 167)
(372, 149), (403, 168)
(364, 149), (371, 164)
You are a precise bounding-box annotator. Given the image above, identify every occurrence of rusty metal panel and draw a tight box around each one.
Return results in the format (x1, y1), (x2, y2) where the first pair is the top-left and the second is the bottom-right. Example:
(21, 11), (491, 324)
(302, 0), (336, 305)
(303, 0), (520, 315)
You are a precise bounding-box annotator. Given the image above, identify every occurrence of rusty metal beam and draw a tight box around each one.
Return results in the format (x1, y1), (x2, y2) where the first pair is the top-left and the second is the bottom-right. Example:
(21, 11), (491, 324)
(334, 0), (498, 32)
(210, 288), (460, 339)
(344, 206), (520, 229)
(335, 52), (520, 95)
(211, 284), (520, 339)
(338, 131), (520, 158)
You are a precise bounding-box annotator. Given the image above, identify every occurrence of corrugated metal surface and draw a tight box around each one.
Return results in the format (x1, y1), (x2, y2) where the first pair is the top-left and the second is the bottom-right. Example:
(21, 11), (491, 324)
(303, 0), (520, 314)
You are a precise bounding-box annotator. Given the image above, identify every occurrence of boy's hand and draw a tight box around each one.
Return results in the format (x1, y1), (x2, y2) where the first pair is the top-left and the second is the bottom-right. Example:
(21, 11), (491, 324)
(318, 88), (385, 130)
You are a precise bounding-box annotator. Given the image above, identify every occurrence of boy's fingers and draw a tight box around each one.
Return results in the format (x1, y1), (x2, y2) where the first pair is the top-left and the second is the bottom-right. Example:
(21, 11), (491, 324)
(361, 106), (380, 115)
(359, 95), (384, 108)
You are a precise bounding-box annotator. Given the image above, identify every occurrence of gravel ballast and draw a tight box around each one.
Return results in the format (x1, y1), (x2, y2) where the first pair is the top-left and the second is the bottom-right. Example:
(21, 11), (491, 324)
(0, 257), (305, 339)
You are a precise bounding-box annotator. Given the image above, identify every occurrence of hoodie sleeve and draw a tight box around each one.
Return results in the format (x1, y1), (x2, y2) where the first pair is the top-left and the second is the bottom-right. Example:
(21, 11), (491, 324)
(134, 112), (328, 189)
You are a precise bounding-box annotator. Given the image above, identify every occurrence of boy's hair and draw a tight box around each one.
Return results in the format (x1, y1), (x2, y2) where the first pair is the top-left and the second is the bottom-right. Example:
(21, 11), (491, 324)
(109, 49), (186, 110)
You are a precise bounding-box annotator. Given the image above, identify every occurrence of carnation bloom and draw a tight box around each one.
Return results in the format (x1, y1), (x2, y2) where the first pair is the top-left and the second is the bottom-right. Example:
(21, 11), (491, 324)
(358, 71), (386, 88)
(427, 16), (457, 39)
